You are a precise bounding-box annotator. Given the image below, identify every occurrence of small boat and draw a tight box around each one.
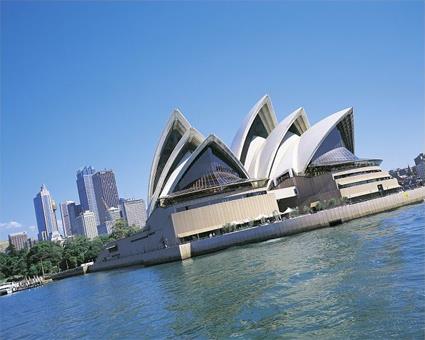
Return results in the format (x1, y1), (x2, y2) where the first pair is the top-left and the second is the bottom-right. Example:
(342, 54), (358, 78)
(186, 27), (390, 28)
(0, 283), (14, 296)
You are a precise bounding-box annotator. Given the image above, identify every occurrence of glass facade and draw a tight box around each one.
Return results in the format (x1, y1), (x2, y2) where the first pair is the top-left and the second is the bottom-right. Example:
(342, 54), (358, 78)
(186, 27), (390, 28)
(33, 194), (47, 239)
(174, 146), (246, 193)
(33, 185), (59, 241)
(76, 166), (100, 225)
(158, 138), (199, 196)
(120, 199), (147, 228)
(311, 146), (359, 167)
(93, 170), (120, 224)
(240, 114), (268, 165)
(60, 201), (82, 237)
(311, 126), (346, 164)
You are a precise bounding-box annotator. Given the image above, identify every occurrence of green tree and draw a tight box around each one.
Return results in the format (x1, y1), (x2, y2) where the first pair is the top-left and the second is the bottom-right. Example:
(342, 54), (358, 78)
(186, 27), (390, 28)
(0, 233), (118, 279)
(11, 254), (28, 277)
(60, 235), (114, 269)
(61, 236), (90, 269)
(28, 263), (41, 277)
(5, 244), (17, 256)
(110, 219), (139, 240)
(0, 249), (29, 278)
(26, 241), (63, 276)
(84, 237), (105, 262)
(0, 252), (9, 278)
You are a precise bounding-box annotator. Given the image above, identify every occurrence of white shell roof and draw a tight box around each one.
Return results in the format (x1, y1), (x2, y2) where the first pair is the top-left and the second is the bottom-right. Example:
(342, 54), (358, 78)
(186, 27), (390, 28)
(256, 107), (310, 179)
(148, 109), (191, 202)
(230, 95), (278, 165)
(268, 132), (300, 180)
(296, 107), (354, 174)
(147, 97), (359, 216)
(245, 136), (266, 177)
(148, 127), (204, 215)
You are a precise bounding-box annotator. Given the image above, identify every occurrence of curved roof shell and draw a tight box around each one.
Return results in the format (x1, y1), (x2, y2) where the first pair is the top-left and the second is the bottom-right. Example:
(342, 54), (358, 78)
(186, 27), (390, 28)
(296, 107), (354, 174)
(256, 107), (310, 179)
(244, 136), (266, 177)
(148, 127), (204, 215)
(268, 132), (300, 183)
(148, 109), (191, 202)
(147, 98), (360, 216)
(230, 95), (278, 170)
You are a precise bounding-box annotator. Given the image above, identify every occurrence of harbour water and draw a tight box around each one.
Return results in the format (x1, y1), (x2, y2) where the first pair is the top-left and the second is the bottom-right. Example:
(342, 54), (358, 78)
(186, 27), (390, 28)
(1, 204), (424, 339)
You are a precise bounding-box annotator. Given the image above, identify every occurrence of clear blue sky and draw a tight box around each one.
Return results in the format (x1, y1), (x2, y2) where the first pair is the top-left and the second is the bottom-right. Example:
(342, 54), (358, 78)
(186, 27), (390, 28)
(1, 1), (423, 240)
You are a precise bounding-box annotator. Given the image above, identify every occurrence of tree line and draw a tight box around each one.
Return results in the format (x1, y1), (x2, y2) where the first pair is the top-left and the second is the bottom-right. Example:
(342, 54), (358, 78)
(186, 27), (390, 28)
(0, 219), (139, 281)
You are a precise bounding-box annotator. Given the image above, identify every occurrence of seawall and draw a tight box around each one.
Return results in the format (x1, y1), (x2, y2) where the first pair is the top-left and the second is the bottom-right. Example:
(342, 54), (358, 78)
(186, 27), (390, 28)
(189, 188), (425, 257)
(91, 188), (425, 272)
(50, 263), (91, 280)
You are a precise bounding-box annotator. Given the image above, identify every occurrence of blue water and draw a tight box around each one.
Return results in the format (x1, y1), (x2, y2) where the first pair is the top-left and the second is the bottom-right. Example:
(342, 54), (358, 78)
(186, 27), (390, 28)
(1, 204), (424, 339)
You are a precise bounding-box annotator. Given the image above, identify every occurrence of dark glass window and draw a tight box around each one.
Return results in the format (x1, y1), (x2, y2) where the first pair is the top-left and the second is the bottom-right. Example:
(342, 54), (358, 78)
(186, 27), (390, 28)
(240, 115), (268, 165)
(311, 127), (345, 163)
(174, 146), (246, 193)
(157, 140), (198, 195)
(311, 147), (358, 167)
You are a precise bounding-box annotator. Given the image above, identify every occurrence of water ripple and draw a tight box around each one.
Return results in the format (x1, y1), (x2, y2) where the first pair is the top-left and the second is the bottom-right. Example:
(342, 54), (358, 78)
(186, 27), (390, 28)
(1, 204), (424, 339)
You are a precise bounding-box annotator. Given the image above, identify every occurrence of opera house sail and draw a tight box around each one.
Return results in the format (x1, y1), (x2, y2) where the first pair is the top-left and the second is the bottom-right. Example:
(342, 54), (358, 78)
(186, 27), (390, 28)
(148, 96), (399, 220)
(92, 95), (424, 271)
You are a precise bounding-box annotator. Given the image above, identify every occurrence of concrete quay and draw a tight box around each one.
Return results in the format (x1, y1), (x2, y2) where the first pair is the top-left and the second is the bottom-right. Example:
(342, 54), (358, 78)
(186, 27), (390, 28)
(189, 188), (425, 258)
(50, 263), (92, 280)
(91, 187), (425, 272)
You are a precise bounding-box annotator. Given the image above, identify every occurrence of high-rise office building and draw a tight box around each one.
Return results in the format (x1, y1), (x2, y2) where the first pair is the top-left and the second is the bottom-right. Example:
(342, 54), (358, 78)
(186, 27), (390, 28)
(76, 166), (100, 225)
(120, 198), (147, 228)
(33, 185), (61, 241)
(93, 170), (120, 224)
(60, 201), (82, 237)
(98, 206), (122, 235)
(8, 232), (29, 251)
(60, 201), (73, 237)
(107, 206), (121, 222)
(75, 211), (98, 239)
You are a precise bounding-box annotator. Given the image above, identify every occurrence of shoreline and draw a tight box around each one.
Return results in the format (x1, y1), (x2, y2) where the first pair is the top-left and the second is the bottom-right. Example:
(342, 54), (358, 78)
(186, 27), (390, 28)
(90, 187), (425, 272)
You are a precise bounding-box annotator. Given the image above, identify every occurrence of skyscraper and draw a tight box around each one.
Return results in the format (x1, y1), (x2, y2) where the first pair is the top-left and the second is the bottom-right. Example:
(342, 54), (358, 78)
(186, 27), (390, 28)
(99, 206), (121, 235)
(75, 211), (98, 239)
(93, 170), (120, 224)
(76, 166), (100, 225)
(8, 232), (29, 251)
(120, 198), (147, 228)
(33, 185), (60, 241)
(107, 206), (121, 222)
(60, 201), (82, 237)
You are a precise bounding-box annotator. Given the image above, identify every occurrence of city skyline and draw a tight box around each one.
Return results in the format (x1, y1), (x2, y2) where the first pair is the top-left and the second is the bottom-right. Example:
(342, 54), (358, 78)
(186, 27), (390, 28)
(38, 167), (141, 240)
(2, 165), (145, 240)
(1, 1), (423, 239)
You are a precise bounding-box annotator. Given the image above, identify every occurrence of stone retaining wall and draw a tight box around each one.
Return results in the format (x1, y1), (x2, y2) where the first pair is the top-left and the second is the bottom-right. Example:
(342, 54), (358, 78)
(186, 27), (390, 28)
(51, 263), (90, 280)
(91, 188), (424, 272)
(190, 188), (425, 257)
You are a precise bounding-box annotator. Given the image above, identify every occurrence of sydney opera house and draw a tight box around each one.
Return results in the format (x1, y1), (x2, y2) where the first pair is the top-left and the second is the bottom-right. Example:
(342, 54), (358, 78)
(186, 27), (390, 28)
(91, 94), (425, 270)
(92, 96), (408, 261)
(141, 95), (401, 244)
